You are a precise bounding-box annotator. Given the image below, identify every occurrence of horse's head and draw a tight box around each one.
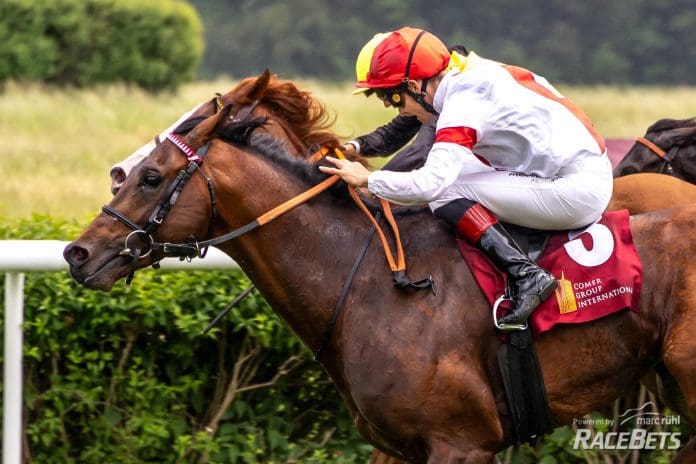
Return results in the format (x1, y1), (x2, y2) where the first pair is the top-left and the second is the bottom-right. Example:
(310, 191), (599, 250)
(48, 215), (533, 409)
(613, 117), (696, 181)
(66, 72), (354, 291)
(64, 105), (239, 291)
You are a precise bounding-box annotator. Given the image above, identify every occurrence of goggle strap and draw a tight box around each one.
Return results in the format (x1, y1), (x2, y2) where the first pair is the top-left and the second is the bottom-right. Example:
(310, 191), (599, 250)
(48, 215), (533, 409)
(402, 30), (427, 83)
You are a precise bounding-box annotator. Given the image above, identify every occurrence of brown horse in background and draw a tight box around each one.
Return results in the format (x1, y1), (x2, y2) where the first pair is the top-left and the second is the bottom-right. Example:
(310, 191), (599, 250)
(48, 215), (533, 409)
(63, 73), (696, 462)
(609, 172), (696, 212)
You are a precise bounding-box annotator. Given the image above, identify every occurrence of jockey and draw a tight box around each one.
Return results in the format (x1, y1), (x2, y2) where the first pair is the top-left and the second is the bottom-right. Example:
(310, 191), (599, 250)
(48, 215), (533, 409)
(342, 40), (470, 173)
(320, 26), (613, 328)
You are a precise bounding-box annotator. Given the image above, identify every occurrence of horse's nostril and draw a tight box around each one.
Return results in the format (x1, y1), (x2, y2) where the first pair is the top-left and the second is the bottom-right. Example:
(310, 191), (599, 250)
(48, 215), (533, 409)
(63, 243), (90, 266)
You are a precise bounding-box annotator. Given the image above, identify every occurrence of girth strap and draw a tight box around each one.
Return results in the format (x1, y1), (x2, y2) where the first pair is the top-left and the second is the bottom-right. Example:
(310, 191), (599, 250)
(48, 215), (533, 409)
(315, 220), (378, 360)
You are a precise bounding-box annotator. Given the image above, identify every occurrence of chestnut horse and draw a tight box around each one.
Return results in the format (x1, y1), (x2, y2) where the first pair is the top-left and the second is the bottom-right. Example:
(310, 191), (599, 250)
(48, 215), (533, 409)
(609, 172), (696, 212)
(64, 76), (696, 462)
(613, 117), (696, 180)
(96, 72), (696, 463)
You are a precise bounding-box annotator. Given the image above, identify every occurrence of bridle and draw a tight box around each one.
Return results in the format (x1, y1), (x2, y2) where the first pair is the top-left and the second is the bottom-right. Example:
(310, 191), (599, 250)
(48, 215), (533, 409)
(101, 98), (347, 285)
(102, 95), (262, 283)
(102, 133), (218, 283)
(635, 136), (679, 175)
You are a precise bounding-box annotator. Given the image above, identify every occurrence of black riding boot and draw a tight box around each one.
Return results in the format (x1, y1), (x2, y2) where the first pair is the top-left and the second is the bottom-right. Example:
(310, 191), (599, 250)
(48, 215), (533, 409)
(435, 199), (557, 328)
(479, 223), (558, 327)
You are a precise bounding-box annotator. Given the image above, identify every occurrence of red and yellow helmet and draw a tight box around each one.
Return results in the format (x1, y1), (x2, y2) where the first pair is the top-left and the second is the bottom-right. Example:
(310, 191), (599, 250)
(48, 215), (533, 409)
(354, 27), (450, 92)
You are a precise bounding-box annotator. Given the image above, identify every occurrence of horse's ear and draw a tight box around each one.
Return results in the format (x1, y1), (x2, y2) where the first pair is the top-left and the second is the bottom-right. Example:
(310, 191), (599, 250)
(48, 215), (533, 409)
(185, 105), (234, 149)
(244, 69), (272, 102)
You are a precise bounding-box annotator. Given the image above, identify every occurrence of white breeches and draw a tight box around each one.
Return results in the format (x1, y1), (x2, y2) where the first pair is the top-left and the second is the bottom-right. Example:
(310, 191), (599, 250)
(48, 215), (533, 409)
(430, 155), (613, 230)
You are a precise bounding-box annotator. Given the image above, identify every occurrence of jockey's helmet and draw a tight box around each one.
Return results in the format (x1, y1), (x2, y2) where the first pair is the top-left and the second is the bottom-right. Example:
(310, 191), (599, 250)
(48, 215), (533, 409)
(353, 32), (390, 95)
(353, 27), (450, 92)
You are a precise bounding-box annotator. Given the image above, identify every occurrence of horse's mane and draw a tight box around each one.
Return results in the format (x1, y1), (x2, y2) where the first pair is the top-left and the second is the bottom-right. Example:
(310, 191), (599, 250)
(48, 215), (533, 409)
(213, 118), (356, 204)
(215, 118), (428, 217)
(231, 76), (342, 150)
(646, 117), (696, 135)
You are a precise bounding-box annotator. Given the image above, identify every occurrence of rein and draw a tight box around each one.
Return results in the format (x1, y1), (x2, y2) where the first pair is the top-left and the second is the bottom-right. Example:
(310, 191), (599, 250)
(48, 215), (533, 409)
(636, 136), (679, 174)
(135, 144), (431, 290)
(104, 140), (342, 266)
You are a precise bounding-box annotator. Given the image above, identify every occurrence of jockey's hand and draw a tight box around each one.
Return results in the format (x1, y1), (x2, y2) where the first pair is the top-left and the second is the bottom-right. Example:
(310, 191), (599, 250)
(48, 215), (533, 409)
(341, 143), (358, 155)
(318, 156), (370, 187)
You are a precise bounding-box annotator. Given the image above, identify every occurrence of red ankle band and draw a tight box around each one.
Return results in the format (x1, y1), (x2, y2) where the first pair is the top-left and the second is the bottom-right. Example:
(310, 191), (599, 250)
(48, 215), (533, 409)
(456, 204), (498, 243)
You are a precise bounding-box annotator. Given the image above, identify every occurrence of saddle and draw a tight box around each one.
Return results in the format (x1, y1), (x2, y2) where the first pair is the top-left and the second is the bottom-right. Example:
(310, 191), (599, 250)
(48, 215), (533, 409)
(456, 210), (643, 445)
(459, 210), (642, 336)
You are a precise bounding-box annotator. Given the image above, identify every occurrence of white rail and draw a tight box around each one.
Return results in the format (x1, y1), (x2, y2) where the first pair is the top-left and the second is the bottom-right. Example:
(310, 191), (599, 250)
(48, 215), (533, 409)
(1, 240), (239, 464)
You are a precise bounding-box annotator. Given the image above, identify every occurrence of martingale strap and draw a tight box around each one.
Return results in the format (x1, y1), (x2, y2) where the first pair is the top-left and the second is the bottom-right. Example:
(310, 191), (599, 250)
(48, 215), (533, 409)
(322, 148), (434, 292)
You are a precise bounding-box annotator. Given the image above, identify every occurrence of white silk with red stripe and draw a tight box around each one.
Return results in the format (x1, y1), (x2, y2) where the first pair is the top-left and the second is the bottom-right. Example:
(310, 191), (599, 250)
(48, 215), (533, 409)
(368, 54), (613, 230)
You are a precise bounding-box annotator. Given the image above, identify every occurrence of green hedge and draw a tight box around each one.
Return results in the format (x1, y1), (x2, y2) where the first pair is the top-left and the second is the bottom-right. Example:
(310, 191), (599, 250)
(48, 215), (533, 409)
(0, 216), (370, 463)
(0, 0), (203, 90)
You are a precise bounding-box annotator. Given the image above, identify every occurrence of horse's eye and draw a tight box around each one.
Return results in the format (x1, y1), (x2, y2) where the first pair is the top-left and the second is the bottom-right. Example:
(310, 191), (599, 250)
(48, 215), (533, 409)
(143, 173), (162, 187)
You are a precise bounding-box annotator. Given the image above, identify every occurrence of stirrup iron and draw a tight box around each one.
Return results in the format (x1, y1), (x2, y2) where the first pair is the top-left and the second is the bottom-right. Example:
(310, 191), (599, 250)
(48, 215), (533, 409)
(492, 295), (528, 332)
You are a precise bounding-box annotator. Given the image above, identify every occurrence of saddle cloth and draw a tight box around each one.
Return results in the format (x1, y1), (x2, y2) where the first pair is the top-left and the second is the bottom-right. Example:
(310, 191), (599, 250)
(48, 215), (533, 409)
(457, 210), (643, 336)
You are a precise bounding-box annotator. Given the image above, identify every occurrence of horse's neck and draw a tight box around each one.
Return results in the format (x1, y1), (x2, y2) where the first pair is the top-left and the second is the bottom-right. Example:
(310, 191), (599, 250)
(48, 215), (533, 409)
(210, 156), (375, 352)
(225, 210), (374, 351)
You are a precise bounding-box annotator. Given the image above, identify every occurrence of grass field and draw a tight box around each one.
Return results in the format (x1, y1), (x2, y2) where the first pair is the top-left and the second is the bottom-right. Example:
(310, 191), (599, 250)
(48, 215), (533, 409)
(2, 79), (696, 222)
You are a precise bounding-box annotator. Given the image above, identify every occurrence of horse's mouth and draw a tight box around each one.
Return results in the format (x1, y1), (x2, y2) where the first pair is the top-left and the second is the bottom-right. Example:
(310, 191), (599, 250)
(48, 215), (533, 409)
(71, 252), (131, 291)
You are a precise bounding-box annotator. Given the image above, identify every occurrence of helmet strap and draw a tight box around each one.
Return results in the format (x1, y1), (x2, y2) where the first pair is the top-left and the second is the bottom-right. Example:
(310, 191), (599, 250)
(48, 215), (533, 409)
(402, 78), (439, 116)
(401, 30), (440, 116)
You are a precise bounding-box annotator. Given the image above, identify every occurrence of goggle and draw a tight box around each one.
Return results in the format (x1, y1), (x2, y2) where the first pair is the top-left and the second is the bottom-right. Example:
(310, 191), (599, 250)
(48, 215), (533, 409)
(373, 87), (404, 107)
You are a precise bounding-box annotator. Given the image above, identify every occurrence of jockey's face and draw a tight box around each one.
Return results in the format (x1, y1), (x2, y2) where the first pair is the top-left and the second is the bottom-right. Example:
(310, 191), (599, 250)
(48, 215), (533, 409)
(399, 79), (437, 124)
